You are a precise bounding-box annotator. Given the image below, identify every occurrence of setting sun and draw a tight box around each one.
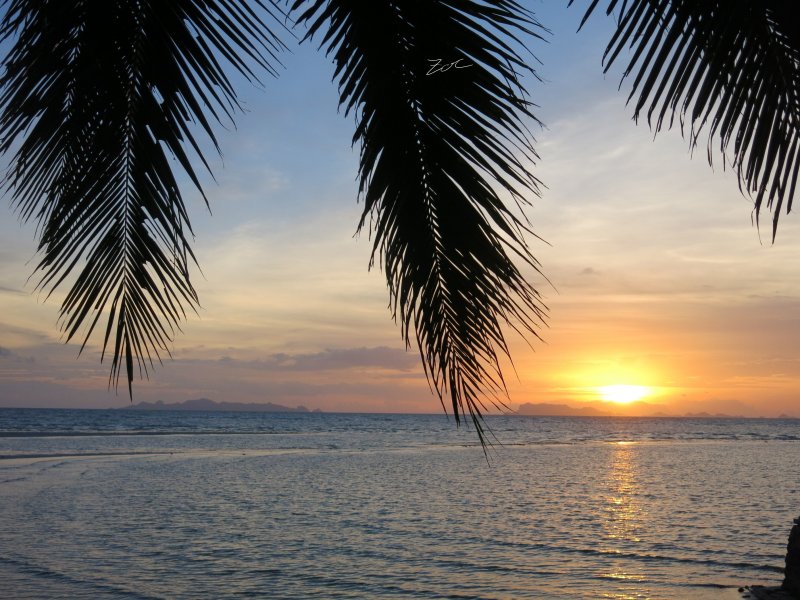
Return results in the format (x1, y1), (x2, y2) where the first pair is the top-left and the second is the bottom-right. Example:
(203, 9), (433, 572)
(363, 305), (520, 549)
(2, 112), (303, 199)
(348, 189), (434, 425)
(597, 385), (652, 404)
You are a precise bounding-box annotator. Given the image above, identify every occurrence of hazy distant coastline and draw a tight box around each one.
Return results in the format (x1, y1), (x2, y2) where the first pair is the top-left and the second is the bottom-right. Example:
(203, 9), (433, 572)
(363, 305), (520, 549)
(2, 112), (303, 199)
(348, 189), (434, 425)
(113, 398), (796, 419)
(513, 402), (793, 419)
(121, 398), (320, 413)
(516, 403), (610, 417)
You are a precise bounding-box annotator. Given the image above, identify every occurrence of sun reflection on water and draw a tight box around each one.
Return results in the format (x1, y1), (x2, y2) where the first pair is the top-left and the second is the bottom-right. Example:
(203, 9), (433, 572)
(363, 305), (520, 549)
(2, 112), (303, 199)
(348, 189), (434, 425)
(600, 441), (651, 597)
(605, 442), (643, 542)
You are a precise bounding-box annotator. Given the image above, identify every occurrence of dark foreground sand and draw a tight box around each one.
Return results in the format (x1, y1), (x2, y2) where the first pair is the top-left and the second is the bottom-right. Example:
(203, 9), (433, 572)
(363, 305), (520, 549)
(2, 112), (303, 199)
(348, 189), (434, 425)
(741, 586), (798, 599)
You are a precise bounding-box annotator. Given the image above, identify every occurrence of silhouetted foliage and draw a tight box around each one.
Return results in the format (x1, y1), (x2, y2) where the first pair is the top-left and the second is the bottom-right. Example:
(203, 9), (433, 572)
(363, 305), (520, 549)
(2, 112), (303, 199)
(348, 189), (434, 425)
(0, 0), (287, 395)
(292, 0), (547, 440)
(576, 0), (800, 240)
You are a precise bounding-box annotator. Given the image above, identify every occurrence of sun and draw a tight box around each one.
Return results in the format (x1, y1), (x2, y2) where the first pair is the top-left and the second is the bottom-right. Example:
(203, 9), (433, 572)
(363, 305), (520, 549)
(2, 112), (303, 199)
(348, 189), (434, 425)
(596, 384), (652, 404)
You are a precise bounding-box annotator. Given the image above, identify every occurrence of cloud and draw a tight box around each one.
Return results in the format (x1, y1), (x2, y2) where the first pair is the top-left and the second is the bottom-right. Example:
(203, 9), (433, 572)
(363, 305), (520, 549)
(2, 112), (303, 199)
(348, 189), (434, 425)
(0, 346), (34, 363)
(214, 346), (418, 372)
(263, 346), (418, 372)
(0, 284), (25, 295)
(0, 379), (115, 409)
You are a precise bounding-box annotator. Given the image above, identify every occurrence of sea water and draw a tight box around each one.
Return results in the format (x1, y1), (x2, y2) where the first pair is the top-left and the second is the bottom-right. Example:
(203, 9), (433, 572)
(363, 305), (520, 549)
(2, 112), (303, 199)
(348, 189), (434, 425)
(1, 409), (798, 599)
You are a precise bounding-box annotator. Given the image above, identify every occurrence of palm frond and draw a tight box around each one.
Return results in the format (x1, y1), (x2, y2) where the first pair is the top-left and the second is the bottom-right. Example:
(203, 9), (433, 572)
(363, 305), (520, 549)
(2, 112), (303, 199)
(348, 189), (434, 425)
(0, 0), (288, 395)
(574, 0), (800, 239)
(292, 0), (548, 441)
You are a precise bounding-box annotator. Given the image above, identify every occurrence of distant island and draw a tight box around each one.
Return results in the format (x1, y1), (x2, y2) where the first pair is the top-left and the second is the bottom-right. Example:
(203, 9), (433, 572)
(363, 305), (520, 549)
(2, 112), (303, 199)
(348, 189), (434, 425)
(516, 403), (611, 417)
(121, 398), (320, 413)
(514, 402), (754, 418)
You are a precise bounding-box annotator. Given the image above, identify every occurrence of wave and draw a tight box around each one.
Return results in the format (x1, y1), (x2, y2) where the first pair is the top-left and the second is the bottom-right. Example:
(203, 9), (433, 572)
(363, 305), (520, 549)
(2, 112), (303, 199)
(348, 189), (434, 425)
(0, 430), (291, 438)
(0, 451), (173, 461)
(0, 555), (160, 600)
(404, 531), (786, 576)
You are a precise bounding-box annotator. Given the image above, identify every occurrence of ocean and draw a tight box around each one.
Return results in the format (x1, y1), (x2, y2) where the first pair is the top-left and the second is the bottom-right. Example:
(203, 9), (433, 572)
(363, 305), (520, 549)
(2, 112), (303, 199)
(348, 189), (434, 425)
(1, 409), (797, 599)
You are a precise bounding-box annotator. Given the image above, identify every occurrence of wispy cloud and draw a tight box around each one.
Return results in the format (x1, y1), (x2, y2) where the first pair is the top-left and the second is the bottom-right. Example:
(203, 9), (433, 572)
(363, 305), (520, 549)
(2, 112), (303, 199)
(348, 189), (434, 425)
(0, 346), (34, 362)
(0, 284), (25, 295)
(214, 346), (418, 372)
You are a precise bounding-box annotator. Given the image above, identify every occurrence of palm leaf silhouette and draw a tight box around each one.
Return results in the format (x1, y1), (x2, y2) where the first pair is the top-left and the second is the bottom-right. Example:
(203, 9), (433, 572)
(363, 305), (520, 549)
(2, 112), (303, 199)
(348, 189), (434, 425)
(291, 0), (548, 440)
(575, 0), (800, 239)
(0, 0), (288, 395)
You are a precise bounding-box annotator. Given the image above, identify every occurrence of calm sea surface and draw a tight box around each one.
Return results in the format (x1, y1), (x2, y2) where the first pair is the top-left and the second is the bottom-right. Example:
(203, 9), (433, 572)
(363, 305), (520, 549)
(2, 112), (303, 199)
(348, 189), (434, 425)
(1, 409), (798, 599)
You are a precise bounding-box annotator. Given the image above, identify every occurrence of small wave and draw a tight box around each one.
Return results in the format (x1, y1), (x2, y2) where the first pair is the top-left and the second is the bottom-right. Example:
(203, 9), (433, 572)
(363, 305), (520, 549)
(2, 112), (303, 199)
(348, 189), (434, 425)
(0, 555), (161, 600)
(0, 430), (293, 438)
(453, 534), (784, 575)
(681, 581), (740, 589)
(0, 451), (173, 461)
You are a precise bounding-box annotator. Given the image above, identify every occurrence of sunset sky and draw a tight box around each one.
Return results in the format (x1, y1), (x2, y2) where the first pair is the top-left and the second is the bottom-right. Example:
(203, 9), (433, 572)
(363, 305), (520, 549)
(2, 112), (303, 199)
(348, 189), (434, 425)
(1, 3), (798, 417)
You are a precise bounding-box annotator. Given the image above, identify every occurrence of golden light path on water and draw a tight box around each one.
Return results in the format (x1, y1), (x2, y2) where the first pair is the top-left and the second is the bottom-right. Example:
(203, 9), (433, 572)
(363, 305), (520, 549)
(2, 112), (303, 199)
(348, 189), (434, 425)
(601, 441), (648, 599)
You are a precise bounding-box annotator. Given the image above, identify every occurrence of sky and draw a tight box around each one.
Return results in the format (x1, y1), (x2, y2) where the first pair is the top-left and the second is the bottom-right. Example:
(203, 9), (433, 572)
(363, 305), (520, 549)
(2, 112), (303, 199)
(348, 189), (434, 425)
(1, 2), (799, 417)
